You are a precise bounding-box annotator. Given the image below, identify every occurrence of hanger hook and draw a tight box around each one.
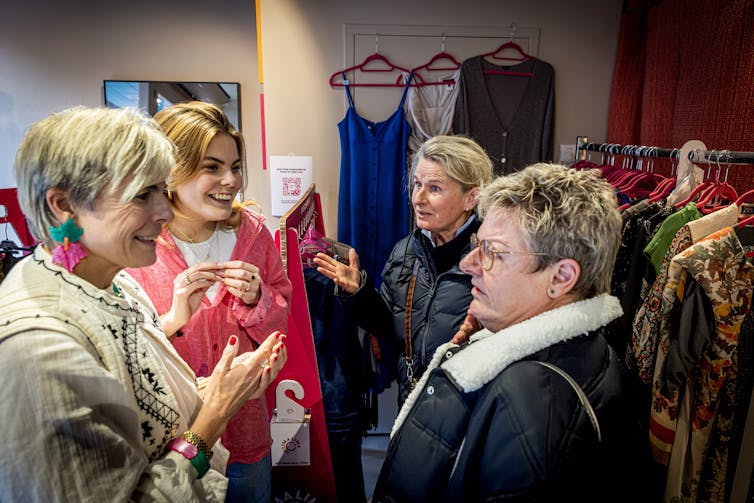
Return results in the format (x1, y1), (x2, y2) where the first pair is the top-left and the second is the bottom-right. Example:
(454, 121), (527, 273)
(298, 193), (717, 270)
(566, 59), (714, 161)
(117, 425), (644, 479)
(375, 33), (379, 54)
(509, 22), (517, 42)
(723, 150), (730, 183)
(441, 32), (446, 52)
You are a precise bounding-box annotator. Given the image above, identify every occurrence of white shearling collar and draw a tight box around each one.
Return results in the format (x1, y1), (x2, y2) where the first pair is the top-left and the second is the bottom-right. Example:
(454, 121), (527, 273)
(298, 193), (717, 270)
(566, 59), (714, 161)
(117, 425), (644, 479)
(391, 294), (622, 436)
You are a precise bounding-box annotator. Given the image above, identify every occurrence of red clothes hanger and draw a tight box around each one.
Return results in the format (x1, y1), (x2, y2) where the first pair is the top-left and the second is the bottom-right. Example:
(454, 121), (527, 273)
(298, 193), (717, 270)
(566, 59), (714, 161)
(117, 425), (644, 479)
(480, 23), (534, 77)
(407, 51), (460, 86)
(480, 43), (534, 77)
(734, 189), (754, 229)
(414, 51), (460, 71)
(329, 35), (412, 88)
(482, 40), (531, 62)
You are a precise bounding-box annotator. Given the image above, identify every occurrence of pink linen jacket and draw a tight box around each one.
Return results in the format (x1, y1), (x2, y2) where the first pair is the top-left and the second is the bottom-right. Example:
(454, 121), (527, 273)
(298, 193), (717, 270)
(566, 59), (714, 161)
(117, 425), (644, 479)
(128, 208), (292, 465)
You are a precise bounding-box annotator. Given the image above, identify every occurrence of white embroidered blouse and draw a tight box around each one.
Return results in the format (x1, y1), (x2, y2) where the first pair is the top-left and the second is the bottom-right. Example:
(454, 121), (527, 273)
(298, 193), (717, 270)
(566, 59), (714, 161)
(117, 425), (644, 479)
(0, 247), (228, 502)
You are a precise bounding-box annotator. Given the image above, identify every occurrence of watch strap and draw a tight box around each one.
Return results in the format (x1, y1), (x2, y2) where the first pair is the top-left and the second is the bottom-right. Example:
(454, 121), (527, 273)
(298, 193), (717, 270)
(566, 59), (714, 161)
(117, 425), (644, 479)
(167, 437), (210, 479)
(182, 430), (213, 461)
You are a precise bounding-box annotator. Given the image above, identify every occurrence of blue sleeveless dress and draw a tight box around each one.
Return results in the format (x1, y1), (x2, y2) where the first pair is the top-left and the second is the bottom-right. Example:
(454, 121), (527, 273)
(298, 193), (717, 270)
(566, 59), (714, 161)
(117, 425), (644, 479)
(337, 74), (413, 288)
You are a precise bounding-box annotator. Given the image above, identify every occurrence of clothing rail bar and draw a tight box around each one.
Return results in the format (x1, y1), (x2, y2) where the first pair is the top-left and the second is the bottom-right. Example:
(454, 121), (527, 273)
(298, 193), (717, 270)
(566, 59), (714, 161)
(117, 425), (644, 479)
(575, 136), (754, 165)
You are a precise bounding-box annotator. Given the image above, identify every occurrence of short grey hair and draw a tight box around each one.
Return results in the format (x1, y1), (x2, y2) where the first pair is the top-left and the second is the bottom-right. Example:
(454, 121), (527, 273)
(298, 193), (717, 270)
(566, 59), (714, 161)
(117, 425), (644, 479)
(410, 135), (493, 199)
(478, 163), (622, 298)
(14, 106), (175, 242)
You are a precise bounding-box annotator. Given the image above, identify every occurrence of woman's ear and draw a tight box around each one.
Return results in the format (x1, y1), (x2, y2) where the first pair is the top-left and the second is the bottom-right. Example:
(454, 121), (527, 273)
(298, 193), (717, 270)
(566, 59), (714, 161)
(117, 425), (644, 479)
(46, 188), (73, 224)
(465, 187), (481, 211)
(547, 258), (580, 298)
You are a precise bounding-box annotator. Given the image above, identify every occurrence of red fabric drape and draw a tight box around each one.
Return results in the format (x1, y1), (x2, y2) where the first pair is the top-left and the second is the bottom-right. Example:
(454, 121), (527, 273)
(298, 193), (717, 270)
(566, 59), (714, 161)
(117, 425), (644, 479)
(608, 0), (754, 190)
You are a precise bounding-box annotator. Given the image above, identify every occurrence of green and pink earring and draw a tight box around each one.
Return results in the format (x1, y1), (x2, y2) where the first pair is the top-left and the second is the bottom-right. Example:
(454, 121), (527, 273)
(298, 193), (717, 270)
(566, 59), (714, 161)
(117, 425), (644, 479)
(49, 218), (87, 272)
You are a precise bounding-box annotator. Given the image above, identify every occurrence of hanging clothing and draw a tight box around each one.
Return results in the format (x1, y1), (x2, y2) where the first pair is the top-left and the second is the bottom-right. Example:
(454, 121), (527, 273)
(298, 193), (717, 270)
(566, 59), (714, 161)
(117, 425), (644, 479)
(648, 227), (754, 501)
(304, 268), (373, 503)
(337, 75), (413, 288)
(453, 56), (554, 175)
(629, 203), (738, 384)
(403, 69), (461, 154)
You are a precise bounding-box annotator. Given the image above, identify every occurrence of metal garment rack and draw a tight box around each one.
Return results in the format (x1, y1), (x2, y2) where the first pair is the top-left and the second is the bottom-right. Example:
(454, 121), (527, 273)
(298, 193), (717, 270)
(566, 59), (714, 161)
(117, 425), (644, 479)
(576, 136), (754, 165)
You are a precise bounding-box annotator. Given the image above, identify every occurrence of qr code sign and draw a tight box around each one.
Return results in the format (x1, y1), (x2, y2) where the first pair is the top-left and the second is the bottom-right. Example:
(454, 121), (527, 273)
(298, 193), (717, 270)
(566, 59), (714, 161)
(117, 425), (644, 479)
(283, 177), (302, 197)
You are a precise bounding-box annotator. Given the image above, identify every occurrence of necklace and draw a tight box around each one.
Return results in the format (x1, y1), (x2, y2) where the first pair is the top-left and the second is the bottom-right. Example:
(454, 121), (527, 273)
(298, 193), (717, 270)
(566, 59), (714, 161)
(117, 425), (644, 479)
(172, 225), (220, 266)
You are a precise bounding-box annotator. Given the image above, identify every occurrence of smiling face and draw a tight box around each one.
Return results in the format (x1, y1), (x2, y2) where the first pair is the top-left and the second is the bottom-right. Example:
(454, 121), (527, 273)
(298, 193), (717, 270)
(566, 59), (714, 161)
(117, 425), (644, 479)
(72, 182), (173, 288)
(411, 158), (476, 245)
(172, 133), (242, 237)
(460, 209), (555, 332)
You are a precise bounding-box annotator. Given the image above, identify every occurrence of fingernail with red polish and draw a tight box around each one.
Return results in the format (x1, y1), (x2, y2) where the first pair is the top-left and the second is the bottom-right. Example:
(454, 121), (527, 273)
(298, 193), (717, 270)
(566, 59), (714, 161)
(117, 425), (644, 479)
(229, 335), (237, 346)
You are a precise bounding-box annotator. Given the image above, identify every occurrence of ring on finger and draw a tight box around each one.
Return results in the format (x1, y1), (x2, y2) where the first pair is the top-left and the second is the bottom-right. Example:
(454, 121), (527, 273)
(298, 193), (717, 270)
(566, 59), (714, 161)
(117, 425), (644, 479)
(243, 282), (250, 292)
(184, 271), (191, 285)
(259, 358), (269, 369)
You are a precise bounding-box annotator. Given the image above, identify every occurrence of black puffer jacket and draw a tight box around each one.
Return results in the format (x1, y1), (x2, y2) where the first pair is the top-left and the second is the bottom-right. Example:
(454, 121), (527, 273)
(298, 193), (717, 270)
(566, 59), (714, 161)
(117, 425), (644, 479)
(339, 221), (479, 405)
(373, 295), (651, 502)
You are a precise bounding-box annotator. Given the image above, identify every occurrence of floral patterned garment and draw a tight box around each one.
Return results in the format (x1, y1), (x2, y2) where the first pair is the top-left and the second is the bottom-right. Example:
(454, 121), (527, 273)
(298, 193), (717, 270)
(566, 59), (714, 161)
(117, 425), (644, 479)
(629, 225), (693, 383)
(649, 228), (754, 501)
(629, 204), (738, 384)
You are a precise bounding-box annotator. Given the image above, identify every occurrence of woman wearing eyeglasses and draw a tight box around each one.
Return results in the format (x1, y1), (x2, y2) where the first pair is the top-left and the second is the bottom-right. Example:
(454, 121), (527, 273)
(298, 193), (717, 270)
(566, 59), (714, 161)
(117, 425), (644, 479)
(373, 164), (649, 502)
(315, 135), (493, 407)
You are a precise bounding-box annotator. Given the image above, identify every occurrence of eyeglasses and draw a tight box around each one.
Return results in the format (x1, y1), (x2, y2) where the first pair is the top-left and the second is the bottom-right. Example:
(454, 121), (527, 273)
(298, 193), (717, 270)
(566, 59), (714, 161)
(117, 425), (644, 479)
(469, 233), (551, 271)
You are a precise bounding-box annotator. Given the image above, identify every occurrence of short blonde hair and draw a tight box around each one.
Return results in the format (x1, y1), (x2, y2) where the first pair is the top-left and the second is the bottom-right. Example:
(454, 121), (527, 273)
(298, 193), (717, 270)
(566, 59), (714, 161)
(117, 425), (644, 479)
(479, 163), (622, 298)
(14, 106), (175, 242)
(410, 135), (493, 204)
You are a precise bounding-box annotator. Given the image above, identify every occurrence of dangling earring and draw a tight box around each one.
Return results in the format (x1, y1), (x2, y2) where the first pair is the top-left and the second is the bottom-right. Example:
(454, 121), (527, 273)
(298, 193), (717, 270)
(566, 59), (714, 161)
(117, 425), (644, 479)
(49, 218), (87, 272)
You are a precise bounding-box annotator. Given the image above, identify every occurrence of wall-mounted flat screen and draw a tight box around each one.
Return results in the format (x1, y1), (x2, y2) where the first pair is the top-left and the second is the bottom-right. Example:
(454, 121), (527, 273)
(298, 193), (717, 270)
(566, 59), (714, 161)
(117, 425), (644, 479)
(103, 80), (241, 130)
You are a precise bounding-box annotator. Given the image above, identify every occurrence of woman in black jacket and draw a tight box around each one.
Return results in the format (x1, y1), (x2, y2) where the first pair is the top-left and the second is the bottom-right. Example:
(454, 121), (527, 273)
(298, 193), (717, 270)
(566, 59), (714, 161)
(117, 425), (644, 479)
(315, 135), (493, 406)
(373, 163), (649, 502)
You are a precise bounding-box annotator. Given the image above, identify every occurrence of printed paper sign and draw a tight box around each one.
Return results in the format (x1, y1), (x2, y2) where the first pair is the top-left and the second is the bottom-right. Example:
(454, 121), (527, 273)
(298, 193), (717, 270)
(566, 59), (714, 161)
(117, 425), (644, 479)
(270, 155), (313, 217)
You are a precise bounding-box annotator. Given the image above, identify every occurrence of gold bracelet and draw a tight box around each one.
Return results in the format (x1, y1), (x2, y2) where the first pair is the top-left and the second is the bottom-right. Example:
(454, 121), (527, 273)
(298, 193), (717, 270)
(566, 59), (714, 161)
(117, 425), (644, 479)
(182, 430), (213, 461)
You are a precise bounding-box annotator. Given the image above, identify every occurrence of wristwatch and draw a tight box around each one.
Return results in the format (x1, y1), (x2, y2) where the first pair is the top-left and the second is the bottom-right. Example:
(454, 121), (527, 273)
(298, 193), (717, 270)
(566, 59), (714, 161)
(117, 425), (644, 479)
(167, 437), (210, 479)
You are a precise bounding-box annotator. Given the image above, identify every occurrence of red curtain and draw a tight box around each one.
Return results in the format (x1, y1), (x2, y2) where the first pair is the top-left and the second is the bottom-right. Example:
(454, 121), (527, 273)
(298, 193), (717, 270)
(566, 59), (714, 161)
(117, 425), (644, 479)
(608, 0), (754, 189)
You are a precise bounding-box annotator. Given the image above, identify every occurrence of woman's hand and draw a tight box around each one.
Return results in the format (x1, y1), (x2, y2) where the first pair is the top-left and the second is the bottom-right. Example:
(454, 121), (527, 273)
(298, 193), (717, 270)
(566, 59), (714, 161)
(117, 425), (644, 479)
(161, 262), (220, 338)
(451, 312), (482, 344)
(190, 331), (287, 446)
(219, 260), (262, 305)
(231, 331), (288, 399)
(313, 248), (362, 294)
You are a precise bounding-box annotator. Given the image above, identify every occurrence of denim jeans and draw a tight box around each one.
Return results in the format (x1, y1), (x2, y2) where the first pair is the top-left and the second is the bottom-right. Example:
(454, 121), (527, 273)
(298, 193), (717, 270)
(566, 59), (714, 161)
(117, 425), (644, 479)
(225, 455), (271, 503)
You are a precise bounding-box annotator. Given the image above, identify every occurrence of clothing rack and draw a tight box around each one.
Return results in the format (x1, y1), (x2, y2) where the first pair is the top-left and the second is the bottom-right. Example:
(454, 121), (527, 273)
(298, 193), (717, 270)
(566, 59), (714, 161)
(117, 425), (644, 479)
(0, 239), (34, 279)
(576, 137), (754, 165)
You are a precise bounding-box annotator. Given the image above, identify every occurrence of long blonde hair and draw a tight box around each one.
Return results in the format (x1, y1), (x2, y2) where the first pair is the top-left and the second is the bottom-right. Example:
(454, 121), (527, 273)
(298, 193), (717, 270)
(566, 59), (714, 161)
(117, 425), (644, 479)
(154, 101), (257, 230)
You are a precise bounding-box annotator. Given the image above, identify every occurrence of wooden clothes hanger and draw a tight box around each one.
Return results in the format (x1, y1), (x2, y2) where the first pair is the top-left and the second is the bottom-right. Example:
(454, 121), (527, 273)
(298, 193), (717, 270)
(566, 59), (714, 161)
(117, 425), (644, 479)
(329, 34), (412, 88)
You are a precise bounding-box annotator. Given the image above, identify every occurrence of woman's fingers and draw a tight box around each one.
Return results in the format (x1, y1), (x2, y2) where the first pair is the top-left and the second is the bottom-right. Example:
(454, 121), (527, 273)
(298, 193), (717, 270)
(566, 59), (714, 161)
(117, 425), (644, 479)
(216, 335), (239, 374)
(348, 248), (360, 269)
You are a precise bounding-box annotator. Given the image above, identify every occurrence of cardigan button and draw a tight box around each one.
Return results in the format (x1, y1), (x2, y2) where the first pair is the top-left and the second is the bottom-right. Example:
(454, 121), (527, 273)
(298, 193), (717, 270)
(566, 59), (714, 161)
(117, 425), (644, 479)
(445, 351), (453, 360)
(426, 386), (435, 395)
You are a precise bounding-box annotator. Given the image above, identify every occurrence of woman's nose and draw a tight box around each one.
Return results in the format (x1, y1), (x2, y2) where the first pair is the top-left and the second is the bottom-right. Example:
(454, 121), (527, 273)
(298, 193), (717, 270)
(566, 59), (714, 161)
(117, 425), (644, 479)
(460, 245), (480, 275)
(412, 186), (425, 204)
(156, 193), (174, 224)
(220, 167), (237, 186)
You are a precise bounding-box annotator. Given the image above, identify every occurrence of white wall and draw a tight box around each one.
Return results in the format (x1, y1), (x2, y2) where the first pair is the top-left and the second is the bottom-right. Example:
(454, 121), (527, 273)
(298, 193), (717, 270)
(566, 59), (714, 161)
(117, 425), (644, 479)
(0, 0), (262, 201)
(260, 0), (623, 235)
(1, 0), (622, 237)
